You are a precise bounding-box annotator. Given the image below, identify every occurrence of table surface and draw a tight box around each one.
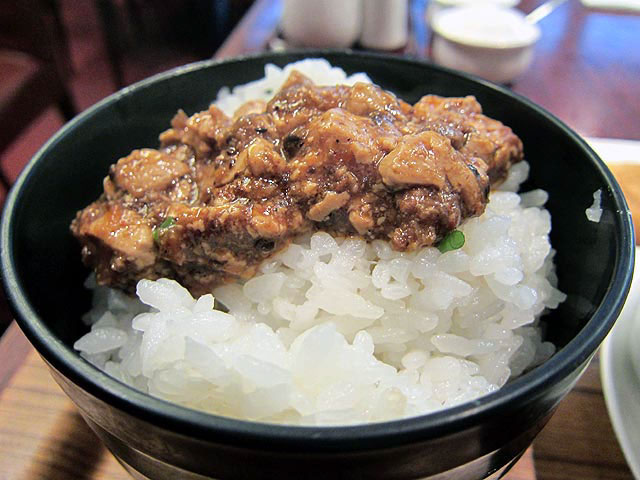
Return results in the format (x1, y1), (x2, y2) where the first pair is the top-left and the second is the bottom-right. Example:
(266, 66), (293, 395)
(1, 0), (639, 478)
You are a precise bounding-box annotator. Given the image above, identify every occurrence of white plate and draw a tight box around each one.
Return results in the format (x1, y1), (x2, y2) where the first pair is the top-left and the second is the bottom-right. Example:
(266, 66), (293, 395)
(601, 250), (640, 479)
(586, 137), (640, 166)
(592, 136), (640, 477)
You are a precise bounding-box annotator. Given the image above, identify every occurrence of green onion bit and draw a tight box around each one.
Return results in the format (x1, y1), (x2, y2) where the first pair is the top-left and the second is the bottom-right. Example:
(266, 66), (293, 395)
(153, 216), (176, 242)
(437, 230), (465, 253)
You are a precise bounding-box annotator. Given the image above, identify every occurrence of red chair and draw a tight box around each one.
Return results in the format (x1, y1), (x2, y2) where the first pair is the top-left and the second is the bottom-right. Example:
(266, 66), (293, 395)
(0, 0), (77, 191)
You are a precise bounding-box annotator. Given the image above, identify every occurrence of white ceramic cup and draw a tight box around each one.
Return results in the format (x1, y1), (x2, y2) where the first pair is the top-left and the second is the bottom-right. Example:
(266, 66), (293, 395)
(361, 0), (409, 50)
(431, 5), (540, 84)
(281, 0), (362, 48)
(426, 0), (520, 25)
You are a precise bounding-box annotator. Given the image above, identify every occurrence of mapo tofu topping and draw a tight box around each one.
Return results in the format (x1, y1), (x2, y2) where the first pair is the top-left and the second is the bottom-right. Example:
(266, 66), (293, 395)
(71, 71), (523, 295)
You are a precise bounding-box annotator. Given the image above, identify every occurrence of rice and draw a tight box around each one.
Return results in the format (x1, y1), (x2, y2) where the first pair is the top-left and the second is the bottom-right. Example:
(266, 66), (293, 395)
(74, 60), (565, 426)
(214, 59), (371, 115)
(586, 188), (603, 222)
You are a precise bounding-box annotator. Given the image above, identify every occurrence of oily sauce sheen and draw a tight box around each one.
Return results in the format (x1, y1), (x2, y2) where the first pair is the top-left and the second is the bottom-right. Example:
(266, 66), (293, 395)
(71, 71), (523, 296)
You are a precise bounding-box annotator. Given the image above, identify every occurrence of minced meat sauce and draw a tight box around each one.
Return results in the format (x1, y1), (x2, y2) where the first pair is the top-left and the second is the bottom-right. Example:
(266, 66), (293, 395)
(71, 71), (523, 296)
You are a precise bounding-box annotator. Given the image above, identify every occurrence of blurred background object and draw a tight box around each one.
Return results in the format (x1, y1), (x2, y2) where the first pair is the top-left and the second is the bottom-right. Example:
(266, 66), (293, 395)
(430, 4), (540, 83)
(94, 0), (254, 88)
(581, 0), (640, 10)
(0, 0), (77, 191)
(361, 0), (409, 50)
(425, 0), (521, 24)
(525, 0), (569, 23)
(280, 0), (362, 47)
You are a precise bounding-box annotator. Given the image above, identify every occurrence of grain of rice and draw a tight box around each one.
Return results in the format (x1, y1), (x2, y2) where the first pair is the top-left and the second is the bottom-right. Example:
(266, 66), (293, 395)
(586, 188), (603, 222)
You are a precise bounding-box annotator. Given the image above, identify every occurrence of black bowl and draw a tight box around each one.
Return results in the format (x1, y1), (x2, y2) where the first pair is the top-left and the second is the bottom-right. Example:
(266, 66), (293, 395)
(1, 51), (634, 480)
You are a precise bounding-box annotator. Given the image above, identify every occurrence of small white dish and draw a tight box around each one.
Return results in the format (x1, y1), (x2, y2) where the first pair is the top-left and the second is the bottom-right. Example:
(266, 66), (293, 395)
(601, 249), (640, 479)
(431, 5), (540, 84)
(426, 0), (521, 25)
(586, 137), (640, 166)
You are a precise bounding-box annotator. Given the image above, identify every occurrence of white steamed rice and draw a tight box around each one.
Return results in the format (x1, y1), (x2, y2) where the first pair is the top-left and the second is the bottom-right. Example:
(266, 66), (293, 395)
(74, 60), (565, 426)
(586, 188), (603, 223)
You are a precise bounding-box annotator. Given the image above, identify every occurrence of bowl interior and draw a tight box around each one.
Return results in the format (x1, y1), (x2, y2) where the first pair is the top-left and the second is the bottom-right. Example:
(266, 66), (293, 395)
(2, 51), (633, 432)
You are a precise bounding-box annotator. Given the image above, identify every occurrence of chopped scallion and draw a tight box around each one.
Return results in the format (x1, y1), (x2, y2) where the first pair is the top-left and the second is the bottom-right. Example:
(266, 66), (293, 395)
(437, 230), (465, 253)
(153, 216), (176, 242)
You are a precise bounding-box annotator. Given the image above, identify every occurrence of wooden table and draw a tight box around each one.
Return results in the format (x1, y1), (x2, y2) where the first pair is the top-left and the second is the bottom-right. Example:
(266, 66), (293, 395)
(1, 0), (639, 478)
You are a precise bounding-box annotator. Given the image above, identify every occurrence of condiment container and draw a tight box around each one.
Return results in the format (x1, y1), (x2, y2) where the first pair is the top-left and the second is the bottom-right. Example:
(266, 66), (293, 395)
(361, 0), (409, 50)
(431, 5), (540, 84)
(281, 0), (362, 48)
(426, 0), (520, 25)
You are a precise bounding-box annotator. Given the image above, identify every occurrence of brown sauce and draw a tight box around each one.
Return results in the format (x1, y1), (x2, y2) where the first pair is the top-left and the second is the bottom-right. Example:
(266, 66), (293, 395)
(71, 71), (523, 296)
